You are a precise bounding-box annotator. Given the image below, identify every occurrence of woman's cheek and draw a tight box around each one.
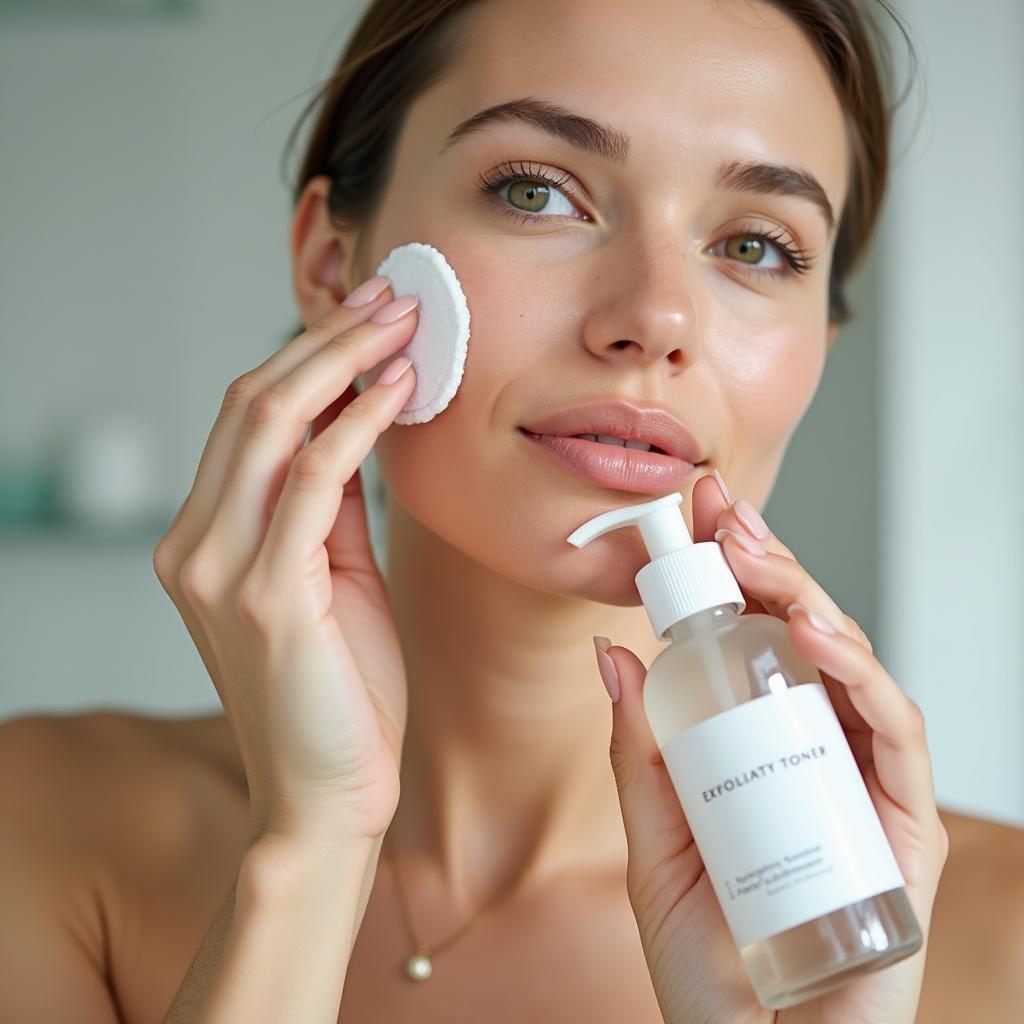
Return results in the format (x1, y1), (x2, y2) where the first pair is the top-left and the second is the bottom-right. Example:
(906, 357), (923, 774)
(706, 304), (827, 446)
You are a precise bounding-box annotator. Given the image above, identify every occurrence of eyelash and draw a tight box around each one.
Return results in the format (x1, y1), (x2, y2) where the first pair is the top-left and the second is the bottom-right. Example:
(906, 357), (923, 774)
(475, 162), (816, 277)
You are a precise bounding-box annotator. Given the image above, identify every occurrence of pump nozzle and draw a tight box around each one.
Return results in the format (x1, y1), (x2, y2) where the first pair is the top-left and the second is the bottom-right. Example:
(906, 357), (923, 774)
(566, 490), (745, 640)
(566, 491), (691, 559)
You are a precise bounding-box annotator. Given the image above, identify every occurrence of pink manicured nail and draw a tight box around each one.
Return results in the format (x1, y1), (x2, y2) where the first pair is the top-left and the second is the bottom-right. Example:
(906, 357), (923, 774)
(715, 528), (766, 557)
(735, 499), (770, 540)
(342, 275), (390, 307)
(371, 294), (419, 324)
(711, 468), (732, 504)
(788, 603), (837, 635)
(593, 636), (620, 703)
(377, 355), (412, 386)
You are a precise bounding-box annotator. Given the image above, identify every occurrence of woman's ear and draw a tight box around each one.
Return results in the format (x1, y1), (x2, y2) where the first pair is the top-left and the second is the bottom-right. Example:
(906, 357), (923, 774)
(290, 175), (365, 327)
(826, 321), (839, 352)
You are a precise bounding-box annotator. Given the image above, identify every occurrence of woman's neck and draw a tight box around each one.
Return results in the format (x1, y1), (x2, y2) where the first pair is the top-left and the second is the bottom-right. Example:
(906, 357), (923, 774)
(381, 499), (664, 911)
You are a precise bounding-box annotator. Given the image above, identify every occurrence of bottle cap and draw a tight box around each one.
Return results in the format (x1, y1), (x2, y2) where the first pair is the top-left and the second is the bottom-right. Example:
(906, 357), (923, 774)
(566, 491), (745, 640)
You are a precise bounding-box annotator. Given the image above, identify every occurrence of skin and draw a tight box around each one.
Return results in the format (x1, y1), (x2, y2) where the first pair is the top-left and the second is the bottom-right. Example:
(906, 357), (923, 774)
(293, 0), (847, 914)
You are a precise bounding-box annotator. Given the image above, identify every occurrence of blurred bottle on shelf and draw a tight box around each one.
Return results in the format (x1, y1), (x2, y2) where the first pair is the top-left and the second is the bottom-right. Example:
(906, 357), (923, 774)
(0, 456), (56, 526)
(52, 410), (162, 535)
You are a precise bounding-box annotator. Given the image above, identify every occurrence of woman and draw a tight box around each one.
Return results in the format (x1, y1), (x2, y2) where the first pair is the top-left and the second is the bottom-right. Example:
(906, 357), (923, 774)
(5, 0), (1012, 1020)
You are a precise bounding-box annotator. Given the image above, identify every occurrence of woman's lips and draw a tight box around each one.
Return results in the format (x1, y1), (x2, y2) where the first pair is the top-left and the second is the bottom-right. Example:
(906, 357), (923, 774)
(519, 428), (700, 494)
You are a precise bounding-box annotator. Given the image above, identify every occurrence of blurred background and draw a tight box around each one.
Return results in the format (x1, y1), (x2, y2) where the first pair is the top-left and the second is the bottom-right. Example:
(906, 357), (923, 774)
(0, 0), (1021, 826)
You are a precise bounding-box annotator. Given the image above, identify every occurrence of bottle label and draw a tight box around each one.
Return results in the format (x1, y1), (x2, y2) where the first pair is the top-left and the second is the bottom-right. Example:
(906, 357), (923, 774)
(660, 681), (905, 949)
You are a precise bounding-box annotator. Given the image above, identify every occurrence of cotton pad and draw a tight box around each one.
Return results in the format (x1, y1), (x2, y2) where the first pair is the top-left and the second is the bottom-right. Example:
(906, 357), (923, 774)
(353, 242), (471, 425)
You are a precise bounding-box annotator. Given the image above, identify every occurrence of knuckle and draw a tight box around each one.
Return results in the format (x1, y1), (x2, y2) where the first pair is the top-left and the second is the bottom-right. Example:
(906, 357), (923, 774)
(309, 311), (336, 334)
(774, 537), (796, 560)
(290, 443), (334, 484)
(151, 533), (182, 589)
(338, 395), (375, 422)
(628, 860), (673, 935)
(938, 820), (950, 861)
(905, 697), (927, 734)
(178, 547), (221, 609)
(223, 371), (263, 413)
(235, 574), (275, 633)
(782, 558), (809, 591)
(310, 306), (353, 336)
(323, 332), (355, 360)
(609, 734), (633, 788)
(245, 385), (290, 427)
(844, 615), (874, 652)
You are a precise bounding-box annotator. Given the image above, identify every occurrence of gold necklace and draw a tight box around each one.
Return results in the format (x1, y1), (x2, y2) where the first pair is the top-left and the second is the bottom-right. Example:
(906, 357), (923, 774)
(383, 830), (534, 981)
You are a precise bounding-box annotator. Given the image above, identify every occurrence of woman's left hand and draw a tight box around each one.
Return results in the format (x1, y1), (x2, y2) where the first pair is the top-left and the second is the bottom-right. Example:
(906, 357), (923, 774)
(594, 473), (949, 1024)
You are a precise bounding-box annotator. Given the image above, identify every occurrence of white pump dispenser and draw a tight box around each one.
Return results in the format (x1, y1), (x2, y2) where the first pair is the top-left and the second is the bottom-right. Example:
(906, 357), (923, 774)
(567, 491), (923, 1010)
(566, 490), (745, 639)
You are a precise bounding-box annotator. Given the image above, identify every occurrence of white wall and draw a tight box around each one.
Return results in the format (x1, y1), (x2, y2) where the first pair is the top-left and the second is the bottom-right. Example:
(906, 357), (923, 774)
(0, 0), (370, 716)
(0, 0), (364, 495)
(878, 0), (1024, 826)
(1, 0), (1020, 825)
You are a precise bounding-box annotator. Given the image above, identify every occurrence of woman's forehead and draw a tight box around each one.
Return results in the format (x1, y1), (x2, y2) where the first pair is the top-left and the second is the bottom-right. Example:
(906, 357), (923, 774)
(416, 0), (849, 205)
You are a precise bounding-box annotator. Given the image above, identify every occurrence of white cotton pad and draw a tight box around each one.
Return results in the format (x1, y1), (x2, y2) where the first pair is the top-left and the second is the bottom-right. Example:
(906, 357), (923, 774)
(353, 242), (471, 425)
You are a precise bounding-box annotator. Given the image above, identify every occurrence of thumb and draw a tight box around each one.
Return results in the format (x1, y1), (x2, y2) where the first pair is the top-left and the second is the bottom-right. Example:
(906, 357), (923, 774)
(594, 637), (693, 882)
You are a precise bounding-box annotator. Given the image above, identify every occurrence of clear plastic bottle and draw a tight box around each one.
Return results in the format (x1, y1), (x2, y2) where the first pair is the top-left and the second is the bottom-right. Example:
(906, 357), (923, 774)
(567, 492), (922, 1009)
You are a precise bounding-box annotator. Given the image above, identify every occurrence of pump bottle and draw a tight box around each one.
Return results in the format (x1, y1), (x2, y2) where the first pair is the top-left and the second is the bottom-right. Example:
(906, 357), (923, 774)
(567, 491), (922, 1010)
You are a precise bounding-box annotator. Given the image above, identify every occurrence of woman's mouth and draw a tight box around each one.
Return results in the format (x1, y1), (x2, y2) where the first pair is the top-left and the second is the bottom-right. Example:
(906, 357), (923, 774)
(518, 428), (700, 494)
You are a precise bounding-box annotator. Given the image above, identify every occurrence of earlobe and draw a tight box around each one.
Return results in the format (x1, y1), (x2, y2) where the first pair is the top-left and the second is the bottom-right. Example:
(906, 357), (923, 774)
(290, 175), (363, 326)
(825, 321), (839, 352)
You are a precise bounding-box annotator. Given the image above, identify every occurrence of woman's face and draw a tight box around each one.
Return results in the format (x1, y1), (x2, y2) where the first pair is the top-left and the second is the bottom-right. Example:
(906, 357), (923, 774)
(334, 0), (849, 604)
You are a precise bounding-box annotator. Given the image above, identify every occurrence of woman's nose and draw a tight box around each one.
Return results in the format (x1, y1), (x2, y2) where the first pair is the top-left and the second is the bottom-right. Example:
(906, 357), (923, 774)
(581, 245), (700, 370)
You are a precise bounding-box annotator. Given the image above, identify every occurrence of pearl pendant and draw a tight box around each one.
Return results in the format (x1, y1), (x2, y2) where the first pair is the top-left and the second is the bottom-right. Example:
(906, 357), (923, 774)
(406, 950), (433, 981)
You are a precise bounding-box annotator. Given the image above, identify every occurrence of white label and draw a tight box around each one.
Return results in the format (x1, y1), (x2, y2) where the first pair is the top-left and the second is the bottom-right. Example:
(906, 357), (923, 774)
(660, 682), (905, 949)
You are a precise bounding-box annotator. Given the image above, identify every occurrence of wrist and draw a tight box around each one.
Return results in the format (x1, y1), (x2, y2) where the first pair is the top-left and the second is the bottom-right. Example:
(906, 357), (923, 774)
(240, 828), (380, 906)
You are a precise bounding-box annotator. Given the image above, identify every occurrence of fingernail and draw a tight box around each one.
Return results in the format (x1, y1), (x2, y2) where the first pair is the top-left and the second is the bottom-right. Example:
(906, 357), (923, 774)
(593, 636), (620, 703)
(787, 603), (837, 635)
(715, 528), (766, 557)
(711, 468), (732, 504)
(342, 275), (390, 308)
(734, 498), (770, 540)
(377, 355), (413, 386)
(371, 294), (419, 324)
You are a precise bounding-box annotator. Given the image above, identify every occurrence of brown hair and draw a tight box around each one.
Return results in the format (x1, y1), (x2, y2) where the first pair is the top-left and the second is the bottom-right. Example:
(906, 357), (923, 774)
(282, 0), (911, 324)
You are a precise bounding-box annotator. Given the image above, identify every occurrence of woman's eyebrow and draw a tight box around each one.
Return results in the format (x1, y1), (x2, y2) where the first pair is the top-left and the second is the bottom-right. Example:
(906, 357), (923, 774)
(716, 159), (836, 234)
(438, 97), (631, 165)
(439, 97), (835, 234)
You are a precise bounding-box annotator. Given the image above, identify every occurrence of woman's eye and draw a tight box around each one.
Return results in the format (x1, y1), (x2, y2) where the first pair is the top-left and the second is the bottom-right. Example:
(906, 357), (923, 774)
(477, 164), (582, 223)
(499, 177), (578, 220)
(707, 229), (813, 276)
(718, 234), (784, 270)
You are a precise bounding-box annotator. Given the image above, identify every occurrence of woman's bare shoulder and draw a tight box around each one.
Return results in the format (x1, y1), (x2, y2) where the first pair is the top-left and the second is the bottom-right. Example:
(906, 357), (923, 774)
(938, 804), (1024, 846)
(0, 708), (249, 864)
(919, 806), (1024, 1023)
(0, 709), (253, 1022)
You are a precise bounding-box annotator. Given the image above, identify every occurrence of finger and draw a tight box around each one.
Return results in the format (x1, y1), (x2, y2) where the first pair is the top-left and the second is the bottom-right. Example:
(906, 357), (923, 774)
(713, 527), (851, 633)
(256, 357), (416, 589)
(690, 469), (732, 543)
(786, 606), (938, 821)
(172, 284), (394, 546)
(713, 501), (875, 657)
(204, 304), (418, 571)
(691, 473), (770, 615)
(713, 531), (875, 733)
(595, 638), (703, 894)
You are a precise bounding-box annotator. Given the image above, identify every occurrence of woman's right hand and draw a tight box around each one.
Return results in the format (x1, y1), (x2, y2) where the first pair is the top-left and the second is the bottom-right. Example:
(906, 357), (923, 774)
(152, 278), (419, 846)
